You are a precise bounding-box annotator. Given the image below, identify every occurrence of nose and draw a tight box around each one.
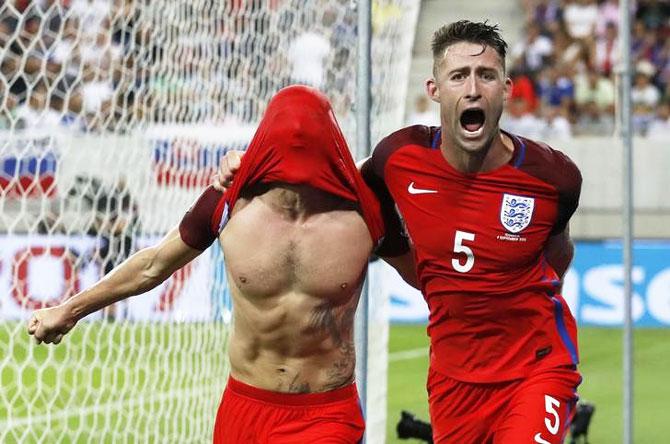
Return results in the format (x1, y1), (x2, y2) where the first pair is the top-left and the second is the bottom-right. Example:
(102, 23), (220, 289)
(464, 76), (481, 101)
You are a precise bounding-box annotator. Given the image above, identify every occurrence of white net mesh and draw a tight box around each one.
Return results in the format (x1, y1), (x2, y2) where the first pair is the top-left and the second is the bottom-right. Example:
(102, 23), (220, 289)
(0, 1), (419, 442)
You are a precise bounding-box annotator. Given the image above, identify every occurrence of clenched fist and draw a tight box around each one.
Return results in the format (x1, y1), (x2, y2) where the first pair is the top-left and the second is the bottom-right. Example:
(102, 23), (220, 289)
(26, 304), (77, 345)
(212, 150), (244, 192)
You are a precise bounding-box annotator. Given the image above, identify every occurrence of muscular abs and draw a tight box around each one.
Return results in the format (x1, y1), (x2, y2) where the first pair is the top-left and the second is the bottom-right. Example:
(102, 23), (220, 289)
(220, 185), (373, 393)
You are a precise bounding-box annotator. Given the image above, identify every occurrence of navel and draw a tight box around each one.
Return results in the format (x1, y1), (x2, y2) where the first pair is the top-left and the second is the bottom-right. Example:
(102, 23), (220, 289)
(239, 276), (248, 284)
(340, 283), (348, 290)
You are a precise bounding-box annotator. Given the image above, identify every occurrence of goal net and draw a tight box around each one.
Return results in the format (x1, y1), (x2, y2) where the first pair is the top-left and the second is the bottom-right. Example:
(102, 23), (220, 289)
(0, 1), (419, 442)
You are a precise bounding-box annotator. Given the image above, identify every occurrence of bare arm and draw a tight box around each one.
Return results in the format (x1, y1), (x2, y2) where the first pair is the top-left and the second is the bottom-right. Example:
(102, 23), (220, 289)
(381, 249), (419, 290)
(364, 154), (419, 289)
(27, 227), (202, 344)
(544, 226), (574, 281)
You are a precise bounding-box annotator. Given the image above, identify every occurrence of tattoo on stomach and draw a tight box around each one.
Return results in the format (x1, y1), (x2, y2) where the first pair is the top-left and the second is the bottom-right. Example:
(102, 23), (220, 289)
(287, 373), (311, 394)
(322, 341), (355, 391)
(308, 303), (356, 346)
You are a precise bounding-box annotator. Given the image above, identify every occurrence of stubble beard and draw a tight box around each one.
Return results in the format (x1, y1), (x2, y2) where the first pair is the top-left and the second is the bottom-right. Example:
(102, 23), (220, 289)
(452, 107), (502, 158)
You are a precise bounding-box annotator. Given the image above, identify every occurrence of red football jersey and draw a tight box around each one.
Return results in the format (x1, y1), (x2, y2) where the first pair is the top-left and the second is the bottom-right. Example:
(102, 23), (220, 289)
(179, 86), (386, 251)
(363, 126), (582, 383)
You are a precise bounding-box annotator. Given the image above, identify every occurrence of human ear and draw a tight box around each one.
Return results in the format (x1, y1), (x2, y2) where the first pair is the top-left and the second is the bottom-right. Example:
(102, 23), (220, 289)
(425, 78), (440, 103)
(503, 77), (513, 104)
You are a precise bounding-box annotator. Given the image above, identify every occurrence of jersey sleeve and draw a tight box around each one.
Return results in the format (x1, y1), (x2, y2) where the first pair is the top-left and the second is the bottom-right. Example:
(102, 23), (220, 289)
(517, 137), (583, 236)
(552, 150), (582, 235)
(361, 145), (410, 257)
(178, 185), (225, 251)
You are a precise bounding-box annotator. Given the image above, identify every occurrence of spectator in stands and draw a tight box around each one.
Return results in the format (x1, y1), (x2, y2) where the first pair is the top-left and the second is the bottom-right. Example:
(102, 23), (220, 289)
(70, 0), (111, 40)
(329, 46), (352, 85)
(636, 0), (670, 31)
(49, 17), (82, 108)
(287, 8), (331, 89)
(15, 81), (62, 131)
(79, 71), (114, 130)
(0, 88), (18, 130)
(634, 23), (665, 67)
(3, 13), (47, 101)
(632, 60), (662, 134)
(551, 28), (589, 73)
(326, 8), (355, 112)
(596, 0), (620, 37)
(536, 65), (575, 110)
(80, 19), (122, 75)
(111, 0), (137, 51)
(562, 0), (598, 41)
(73, 20), (120, 130)
(574, 100), (615, 136)
(95, 176), (140, 321)
(594, 22), (620, 77)
(542, 105), (573, 140)
(330, 90), (355, 132)
(406, 94), (440, 127)
(526, 0), (563, 33)
(511, 22), (553, 75)
(631, 19), (652, 63)
(509, 67), (539, 113)
(36, 0), (65, 49)
(574, 68), (615, 113)
(501, 96), (545, 139)
(0, 17), (13, 59)
(647, 101), (670, 137)
(657, 40), (670, 98)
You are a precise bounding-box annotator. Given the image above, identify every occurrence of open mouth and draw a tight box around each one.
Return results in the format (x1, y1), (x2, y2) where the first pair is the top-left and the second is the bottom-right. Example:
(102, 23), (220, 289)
(460, 108), (486, 134)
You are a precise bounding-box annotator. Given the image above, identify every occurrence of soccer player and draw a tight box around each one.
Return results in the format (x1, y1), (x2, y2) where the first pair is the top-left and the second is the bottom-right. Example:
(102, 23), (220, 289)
(361, 21), (583, 443)
(213, 20), (583, 444)
(27, 85), (394, 443)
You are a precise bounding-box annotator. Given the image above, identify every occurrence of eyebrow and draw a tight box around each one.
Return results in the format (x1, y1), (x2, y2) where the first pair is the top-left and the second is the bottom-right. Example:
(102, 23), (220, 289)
(447, 66), (499, 76)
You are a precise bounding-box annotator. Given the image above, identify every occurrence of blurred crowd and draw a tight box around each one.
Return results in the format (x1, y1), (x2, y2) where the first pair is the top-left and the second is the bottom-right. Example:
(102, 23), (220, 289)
(502, 0), (670, 138)
(5, 0), (669, 139)
(0, 0), (357, 133)
(0, 0), (148, 132)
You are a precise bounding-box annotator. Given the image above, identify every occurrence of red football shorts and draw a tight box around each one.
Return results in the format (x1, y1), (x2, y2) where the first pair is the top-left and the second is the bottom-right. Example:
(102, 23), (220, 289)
(213, 376), (365, 443)
(428, 366), (581, 443)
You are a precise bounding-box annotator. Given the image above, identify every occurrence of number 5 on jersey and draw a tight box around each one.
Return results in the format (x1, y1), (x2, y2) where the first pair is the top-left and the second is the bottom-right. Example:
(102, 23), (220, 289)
(534, 395), (561, 444)
(452, 230), (475, 273)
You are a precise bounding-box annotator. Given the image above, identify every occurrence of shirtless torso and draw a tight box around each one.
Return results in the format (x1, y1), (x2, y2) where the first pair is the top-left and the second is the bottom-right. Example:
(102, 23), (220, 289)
(221, 183), (373, 393)
(27, 85), (382, 442)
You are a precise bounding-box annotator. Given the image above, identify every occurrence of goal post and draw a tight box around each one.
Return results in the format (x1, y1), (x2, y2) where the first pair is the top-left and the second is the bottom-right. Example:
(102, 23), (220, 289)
(0, 1), (420, 442)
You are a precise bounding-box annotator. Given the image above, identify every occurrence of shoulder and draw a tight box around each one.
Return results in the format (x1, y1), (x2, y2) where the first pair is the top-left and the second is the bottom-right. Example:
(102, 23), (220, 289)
(324, 206), (374, 246)
(371, 125), (436, 178)
(516, 136), (583, 233)
(375, 124), (434, 153)
(516, 135), (582, 196)
(178, 186), (226, 250)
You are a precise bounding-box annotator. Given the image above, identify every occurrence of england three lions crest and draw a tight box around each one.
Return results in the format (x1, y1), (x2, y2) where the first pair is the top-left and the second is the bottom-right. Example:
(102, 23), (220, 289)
(500, 194), (535, 233)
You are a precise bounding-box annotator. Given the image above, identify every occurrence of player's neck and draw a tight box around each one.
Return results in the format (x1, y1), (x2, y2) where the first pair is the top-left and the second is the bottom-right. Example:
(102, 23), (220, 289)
(441, 130), (514, 174)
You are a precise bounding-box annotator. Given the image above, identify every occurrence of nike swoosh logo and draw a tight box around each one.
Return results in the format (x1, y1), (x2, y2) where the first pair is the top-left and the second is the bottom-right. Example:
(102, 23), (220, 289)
(534, 433), (551, 444)
(408, 182), (438, 195)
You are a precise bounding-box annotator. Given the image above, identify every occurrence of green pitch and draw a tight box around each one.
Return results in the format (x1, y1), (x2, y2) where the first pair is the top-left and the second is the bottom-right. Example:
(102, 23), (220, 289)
(386, 324), (670, 444)
(3, 321), (668, 443)
(0, 321), (228, 443)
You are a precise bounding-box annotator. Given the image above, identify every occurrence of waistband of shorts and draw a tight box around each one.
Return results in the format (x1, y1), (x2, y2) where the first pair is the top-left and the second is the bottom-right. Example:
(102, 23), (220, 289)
(226, 376), (358, 406)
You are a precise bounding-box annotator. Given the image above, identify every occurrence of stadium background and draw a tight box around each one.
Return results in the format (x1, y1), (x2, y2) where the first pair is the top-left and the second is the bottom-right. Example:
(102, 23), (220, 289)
(1, 0), (669, 443)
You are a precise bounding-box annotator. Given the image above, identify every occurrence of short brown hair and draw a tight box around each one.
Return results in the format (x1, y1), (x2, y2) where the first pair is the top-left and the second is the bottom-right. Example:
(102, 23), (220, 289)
(431, 20), (508, 75)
